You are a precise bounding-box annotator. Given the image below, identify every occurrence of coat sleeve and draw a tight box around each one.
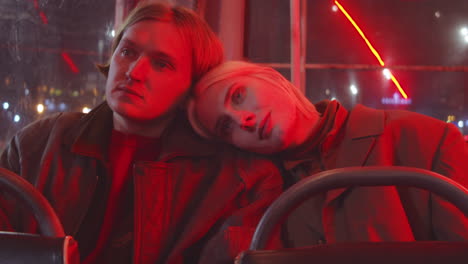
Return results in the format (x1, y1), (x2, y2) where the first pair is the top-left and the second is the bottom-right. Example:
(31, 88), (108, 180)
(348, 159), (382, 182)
(198, 157), (284, 264)
(431, 123), (468, 240)
(0, 134), (23, 231)
(0, 114), (61, 232)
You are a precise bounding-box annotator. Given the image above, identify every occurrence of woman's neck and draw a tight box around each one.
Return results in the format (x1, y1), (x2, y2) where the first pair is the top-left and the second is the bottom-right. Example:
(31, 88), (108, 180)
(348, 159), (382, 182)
(292, 110), (322, 148)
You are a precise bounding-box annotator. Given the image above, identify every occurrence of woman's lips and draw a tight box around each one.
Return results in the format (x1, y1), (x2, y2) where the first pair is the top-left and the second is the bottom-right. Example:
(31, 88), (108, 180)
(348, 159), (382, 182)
(258, 111), (272, 140)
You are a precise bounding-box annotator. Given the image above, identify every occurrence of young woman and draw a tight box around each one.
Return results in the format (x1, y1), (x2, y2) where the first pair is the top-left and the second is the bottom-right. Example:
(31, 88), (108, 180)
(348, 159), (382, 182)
(188, 60), (468, 246)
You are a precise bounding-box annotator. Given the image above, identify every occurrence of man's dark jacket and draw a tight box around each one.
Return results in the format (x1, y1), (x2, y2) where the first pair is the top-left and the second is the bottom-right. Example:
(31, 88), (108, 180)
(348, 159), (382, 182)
(0, 102), (283, 264)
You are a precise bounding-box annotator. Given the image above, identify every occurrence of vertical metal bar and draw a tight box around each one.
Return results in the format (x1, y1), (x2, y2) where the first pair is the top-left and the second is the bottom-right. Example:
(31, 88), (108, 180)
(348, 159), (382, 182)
(114, 0), (136, 31)
(196, 0), (207, 17)
(218, 0), (246, 60)
(176, 0), (196, 9)
(114, 0), (126, 31)
(290, 0), (305, 93)
(300, 0), (307, 94)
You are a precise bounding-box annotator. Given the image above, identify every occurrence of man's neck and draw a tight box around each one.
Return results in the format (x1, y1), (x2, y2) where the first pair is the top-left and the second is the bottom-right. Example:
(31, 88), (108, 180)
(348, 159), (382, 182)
(112, 112), (174, 138)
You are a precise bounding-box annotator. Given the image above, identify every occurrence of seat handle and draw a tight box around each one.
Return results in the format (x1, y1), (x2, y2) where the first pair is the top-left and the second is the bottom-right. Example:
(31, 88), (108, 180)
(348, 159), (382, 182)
(0, 167), (65, 237)
(250, 166), (468, 250)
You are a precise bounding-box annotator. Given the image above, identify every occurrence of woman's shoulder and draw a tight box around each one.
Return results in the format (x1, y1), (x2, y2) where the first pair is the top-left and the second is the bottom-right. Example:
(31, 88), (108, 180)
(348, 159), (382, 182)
(221, 147), (282, 188)
(351, 104), (448, 132)
(382, 109), (449, 137)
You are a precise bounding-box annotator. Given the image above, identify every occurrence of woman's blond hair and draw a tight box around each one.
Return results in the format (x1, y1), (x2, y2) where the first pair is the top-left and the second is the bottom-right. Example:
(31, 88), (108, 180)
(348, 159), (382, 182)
(188, 61), (318, 138)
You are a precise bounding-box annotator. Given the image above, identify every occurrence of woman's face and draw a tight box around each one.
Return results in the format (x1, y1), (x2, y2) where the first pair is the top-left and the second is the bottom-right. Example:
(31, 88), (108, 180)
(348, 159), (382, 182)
(192, 76), (300, 154)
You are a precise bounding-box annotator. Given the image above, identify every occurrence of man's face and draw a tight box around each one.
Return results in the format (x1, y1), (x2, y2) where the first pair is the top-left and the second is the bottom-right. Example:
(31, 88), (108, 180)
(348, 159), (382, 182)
(105, 20), (192, 122)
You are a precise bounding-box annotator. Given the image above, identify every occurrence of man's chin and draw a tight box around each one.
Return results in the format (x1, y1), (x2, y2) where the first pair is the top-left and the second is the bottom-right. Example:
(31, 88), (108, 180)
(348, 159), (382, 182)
(116, 109), (176, 123)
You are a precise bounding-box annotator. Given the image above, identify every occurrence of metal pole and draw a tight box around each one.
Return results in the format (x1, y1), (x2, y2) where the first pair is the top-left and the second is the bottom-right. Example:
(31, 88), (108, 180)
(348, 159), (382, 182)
(114, 0), (136, 31)
(218, 0), (246, 60)
(290, 0), (306, 93)
(300, 0), (307, 94)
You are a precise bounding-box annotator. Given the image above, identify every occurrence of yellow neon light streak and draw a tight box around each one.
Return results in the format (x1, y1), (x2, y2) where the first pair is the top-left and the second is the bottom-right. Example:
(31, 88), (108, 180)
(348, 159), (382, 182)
(390, 74), (408, 99)
(334, 1), (409, 99)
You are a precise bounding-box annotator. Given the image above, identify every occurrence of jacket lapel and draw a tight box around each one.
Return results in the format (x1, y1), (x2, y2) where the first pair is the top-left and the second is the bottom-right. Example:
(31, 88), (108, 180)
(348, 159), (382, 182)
(158, 112), (219, 161)
(324, 104), (385, 205)
(67, 102), (113, 162)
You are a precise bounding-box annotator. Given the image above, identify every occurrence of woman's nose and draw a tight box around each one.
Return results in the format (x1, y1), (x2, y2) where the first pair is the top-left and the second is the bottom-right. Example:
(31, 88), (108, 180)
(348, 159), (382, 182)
(126, 56), (149, 81)
(236, 111), (256, 132)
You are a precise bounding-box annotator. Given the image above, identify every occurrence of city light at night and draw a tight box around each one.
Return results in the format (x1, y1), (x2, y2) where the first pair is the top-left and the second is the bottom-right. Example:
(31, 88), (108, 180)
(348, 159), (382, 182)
(334, 0), (409, 99)
(37, 104), (45, 114)
(350, 85), (359, 95)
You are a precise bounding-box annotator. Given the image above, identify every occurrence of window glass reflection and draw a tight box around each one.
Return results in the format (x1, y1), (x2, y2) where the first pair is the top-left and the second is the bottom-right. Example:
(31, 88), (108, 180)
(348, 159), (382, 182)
(0, 0), (115, 151)
(246, 0), (468, 134)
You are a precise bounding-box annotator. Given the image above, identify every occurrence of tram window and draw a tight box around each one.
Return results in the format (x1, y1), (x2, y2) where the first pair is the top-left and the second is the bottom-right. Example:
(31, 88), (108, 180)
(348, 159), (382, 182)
(1, 0), (468, 154)
(0, 0), (115, 152)
(244, 0), (468, 134)
(0, 0), (202, 153)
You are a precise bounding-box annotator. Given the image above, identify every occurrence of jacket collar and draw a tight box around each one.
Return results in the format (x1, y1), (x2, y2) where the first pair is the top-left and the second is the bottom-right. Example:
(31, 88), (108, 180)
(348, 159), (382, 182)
(336, 105), (385, 168)
(283, 100), (348, 170)
(66, 102), (113, 161)
(158, 110), (220, 161)
(335, 103), (385, 167)
(345, 104), (385, 140)
(325, 104), (385, 205)
(65, 102), (219, 162)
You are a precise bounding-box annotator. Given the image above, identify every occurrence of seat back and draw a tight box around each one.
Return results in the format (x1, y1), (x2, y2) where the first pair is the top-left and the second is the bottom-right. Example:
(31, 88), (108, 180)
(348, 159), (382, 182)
(237, 166), (468, 264)
(237, 241), (468, 264)
(0, 168), (80, 263)
(0, 232), (79, 264)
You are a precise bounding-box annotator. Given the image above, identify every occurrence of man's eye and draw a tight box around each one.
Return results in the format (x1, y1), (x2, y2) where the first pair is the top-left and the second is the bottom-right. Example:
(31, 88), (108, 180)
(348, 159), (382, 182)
(231, 86), (246, 105)
(153, 60), (168, 68)
(152, 60), (173, 70)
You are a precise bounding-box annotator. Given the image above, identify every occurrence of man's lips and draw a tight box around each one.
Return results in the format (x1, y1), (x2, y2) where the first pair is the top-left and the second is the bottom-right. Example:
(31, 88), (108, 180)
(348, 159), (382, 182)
(114, 85), (143, 99)
(258, 111), (272, 140)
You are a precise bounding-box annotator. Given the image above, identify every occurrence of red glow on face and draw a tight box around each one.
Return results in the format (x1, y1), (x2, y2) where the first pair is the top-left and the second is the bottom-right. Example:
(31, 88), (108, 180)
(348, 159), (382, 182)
(334, 0), (409, 99)
(61, 52), (80, 73)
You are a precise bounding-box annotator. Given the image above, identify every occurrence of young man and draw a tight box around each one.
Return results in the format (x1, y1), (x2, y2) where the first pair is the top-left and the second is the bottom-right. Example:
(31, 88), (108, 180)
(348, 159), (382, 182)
(0, 3), (283, 263)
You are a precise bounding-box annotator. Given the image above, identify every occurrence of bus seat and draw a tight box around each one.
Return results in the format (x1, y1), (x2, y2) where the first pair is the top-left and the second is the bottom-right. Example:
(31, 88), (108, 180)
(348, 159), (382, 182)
(0, 167), (79, 264)
(236, 166), (468, 264)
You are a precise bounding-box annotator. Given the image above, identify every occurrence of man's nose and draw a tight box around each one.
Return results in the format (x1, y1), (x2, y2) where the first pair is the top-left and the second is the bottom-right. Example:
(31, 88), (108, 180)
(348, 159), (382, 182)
(236, 111), (256, 132)
(126, 56), (149, 81)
